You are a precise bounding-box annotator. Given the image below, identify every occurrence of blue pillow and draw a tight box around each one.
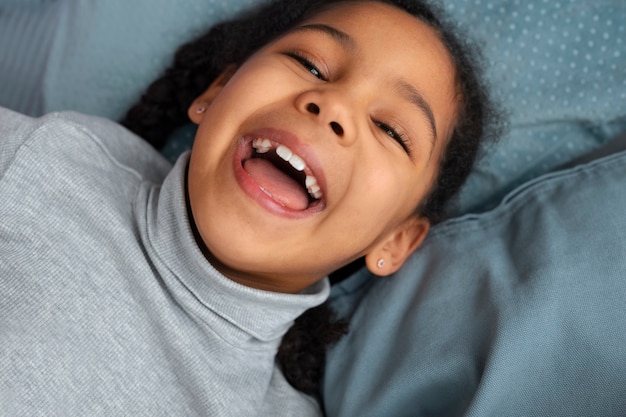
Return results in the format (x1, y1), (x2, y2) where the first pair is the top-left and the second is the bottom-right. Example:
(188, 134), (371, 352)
(443, 0), (626, 214)
(323, 148), (626, 417)
(0, 0), (256, 119)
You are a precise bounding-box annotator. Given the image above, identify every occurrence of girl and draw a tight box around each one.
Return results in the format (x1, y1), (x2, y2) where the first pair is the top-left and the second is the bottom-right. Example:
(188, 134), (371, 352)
(0, 0), (497, 415)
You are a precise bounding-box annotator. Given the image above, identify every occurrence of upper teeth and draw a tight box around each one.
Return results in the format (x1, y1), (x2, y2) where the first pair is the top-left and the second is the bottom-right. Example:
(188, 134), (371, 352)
(253, 138), (272, 153)
(252, 138), (323, 200)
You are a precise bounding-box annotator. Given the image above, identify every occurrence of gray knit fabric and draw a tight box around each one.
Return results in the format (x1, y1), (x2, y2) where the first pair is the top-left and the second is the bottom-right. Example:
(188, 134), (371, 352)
(0, 108), (328, 416)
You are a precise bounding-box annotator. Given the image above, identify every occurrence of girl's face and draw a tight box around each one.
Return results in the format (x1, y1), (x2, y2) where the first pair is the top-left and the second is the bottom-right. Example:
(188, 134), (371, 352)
(187, 1), (459, 293)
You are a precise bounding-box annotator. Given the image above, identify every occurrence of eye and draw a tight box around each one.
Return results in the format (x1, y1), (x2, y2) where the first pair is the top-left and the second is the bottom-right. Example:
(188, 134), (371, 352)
(286, 51), (327, 81)
(375, 121), (412, 155)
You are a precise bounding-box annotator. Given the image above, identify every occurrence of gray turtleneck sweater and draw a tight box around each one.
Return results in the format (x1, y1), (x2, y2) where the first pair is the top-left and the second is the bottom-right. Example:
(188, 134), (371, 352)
(0, 108), (329, 416)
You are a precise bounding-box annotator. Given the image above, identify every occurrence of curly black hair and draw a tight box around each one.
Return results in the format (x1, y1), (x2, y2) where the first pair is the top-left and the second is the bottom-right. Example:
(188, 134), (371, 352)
(121, 0), (500, 398)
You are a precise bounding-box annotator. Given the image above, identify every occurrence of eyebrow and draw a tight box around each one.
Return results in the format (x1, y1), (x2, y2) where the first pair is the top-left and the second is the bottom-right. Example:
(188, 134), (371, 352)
(291, 23), (356, 51)
(396, 80), (438, 145)
(292, 23), (438, 146)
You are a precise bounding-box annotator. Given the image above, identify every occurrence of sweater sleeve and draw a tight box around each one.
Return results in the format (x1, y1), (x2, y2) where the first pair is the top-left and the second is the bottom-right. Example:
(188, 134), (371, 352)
(0, 107), (172, 185)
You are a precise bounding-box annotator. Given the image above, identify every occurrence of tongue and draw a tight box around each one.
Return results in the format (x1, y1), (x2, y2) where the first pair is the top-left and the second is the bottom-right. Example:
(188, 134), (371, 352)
(243, 158), (309, 210)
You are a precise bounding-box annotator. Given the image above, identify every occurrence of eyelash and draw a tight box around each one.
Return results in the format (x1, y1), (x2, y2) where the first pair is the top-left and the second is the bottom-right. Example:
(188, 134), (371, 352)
(375, 121), (412, 155)
(286, 51), (327, 81)
(286, 50), (412, 156)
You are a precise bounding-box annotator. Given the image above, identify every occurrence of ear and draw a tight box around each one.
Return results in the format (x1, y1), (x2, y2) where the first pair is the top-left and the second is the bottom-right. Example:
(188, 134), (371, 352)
(188, 64), (238, 124)
(364, 215), (430, 277)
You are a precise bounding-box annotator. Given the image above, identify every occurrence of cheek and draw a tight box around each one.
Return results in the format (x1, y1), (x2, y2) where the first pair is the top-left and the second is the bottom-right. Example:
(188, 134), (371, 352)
(363, 152), (418, 199)
(189, 62), (292, 168)
(342, 166), (414, 231)
(357, 160), (432, 225)
(219, 59), (295, 107)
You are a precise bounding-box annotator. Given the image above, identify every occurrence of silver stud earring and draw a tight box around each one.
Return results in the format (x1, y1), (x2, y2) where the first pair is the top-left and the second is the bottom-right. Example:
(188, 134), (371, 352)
(377, 258), (385, 269)
(195, 105), (207, 114)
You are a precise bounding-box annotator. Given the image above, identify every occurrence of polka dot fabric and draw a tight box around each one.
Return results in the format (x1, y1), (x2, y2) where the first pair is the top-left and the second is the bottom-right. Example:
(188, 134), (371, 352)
(443, 0), (626, 214)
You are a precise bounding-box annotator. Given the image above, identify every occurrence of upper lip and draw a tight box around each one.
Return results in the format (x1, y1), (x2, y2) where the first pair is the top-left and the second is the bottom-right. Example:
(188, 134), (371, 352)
(239, 127), (328, 205)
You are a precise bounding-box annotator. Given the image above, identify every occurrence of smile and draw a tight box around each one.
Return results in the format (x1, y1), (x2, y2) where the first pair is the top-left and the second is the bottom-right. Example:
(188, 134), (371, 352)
(234, 129), (326, 217)
(251, 138), (323, 200)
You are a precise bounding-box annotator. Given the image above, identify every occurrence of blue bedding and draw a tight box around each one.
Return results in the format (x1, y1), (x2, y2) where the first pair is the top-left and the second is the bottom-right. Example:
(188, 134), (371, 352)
(324, 146), (626, 417)
(1, 0), (625, 415)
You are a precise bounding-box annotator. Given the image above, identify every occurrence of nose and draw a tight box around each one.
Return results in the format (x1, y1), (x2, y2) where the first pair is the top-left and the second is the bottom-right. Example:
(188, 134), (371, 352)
(295, 90), (355, 145)
(305, 103), (344, 136)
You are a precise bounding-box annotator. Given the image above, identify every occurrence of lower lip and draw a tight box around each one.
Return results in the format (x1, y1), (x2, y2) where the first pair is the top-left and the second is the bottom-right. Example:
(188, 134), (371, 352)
(232, 137), (325, 219)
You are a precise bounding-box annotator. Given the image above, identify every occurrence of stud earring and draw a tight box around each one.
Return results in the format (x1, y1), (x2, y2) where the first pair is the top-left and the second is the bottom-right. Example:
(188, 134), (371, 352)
(195, 105), (207, 114)
(377, 258), (385, 269)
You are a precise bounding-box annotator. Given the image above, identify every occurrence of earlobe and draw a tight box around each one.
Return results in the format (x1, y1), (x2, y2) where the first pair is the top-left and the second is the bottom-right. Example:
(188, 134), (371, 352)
(365, 216), (430, 277)
(188, 64), (239, 124)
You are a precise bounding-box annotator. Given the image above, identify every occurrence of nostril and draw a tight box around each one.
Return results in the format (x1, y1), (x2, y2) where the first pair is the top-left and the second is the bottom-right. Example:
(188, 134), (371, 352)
(306, 103), (320, 114)
(330, 121), (344, 136)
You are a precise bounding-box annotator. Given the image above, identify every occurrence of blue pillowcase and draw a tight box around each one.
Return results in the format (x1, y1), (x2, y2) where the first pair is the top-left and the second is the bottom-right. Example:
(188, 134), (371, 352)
(1, 1), (626, 415)
(323, 148), (626, 417)
(444, 0), (626, 215)
(0, 0), (256, 118)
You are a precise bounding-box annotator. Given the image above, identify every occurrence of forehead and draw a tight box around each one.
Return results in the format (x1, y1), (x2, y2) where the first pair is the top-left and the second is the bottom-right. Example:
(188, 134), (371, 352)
(304, 1), (440, 47)
(297, 1), (459, 143)
(299, 1), (453, 69)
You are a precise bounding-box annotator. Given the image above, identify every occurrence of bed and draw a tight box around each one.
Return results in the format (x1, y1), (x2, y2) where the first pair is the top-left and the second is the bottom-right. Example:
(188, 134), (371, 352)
(1, 0), (625, 415)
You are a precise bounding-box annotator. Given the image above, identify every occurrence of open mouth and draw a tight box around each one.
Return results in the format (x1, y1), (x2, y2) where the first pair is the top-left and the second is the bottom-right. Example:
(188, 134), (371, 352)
(239, 136), (325, 212)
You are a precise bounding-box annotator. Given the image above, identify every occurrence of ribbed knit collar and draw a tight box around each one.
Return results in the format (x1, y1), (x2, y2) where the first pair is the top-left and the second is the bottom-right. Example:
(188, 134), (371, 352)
(139, 153), (329, 348)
